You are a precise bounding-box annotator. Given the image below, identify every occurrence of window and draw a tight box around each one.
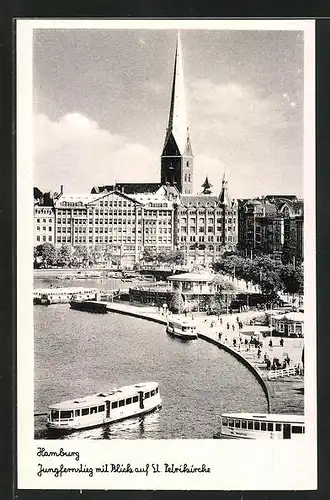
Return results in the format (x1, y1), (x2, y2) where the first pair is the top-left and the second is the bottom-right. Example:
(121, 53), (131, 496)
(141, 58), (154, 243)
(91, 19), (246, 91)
(43, 236), (46, 242)
(261, 422), (266, 431)
(133, 395), (138, 403)
(248, 421), (253, 430)
(112, 401), (118, 409)
(145, 392), (150, 399)
(60, 410), (73, 419)
(254, 422), (260, 431)
(235, 420), (241, 428)
(151, 390), (155, 396)
(37, 236), (40, 241)
(222, 418), (228, 426)
(292, 425), (304, 434)
(275, 423), (282, 432)
(228, 419), (234, 427)
(90, 407), (97, 414)
(126, 397), (132, 405)
(267, 422), (274, 432)
(98, 405), (105, 412)
(241, 420), (247, 429)
(155, 387), (158, 394)
(75, 410), (80, 417)
(119, 399), (125, 407)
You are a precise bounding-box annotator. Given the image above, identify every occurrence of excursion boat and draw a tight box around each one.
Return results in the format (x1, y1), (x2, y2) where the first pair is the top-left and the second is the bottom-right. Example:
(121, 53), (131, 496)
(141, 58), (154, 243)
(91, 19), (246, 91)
(214, 412), (305, 440)
(166, 318), (198, 340)
(47, 382), (161, 432)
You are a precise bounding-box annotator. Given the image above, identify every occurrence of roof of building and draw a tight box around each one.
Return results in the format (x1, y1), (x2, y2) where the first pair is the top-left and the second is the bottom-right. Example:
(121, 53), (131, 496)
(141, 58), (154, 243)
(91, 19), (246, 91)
(179, 195), (221, 207)
(167, 272), (215, 282)
(91, 183), (162, 195)
(272, 312), (304, 322)
(54, 193), (99, 205)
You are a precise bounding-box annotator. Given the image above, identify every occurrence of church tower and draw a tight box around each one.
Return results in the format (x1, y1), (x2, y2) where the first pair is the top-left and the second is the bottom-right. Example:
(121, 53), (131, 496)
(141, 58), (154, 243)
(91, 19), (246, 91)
(161, 32), (193, 194)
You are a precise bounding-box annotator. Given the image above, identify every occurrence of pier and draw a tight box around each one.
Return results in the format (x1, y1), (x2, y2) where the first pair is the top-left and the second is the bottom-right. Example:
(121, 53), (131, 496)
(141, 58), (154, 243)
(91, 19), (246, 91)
(86, 301), (304, 415)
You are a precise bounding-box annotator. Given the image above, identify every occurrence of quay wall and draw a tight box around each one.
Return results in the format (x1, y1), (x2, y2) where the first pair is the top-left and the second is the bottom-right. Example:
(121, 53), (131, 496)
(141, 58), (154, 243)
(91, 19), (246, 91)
(197, 333), (271, 413)
(106, 304), (167, 325)
(104, 302), (271, 411)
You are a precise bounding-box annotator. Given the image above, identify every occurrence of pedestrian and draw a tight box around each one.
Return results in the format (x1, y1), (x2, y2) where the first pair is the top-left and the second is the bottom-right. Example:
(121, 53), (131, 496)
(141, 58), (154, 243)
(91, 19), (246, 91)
(220, 317), (223, 325)
(227, 323), (230, 330)
(225, 336), (228, 343)
(218, 332), (222, 341)
(280, 338), (284, 347)
(245, 338), (248, 345)
(257, 347), (261, 359)
(233, 338), (236, 347)
(236, 315), (240, 323)
(269, 339), (273, 348)
(232, 324), (235, 331)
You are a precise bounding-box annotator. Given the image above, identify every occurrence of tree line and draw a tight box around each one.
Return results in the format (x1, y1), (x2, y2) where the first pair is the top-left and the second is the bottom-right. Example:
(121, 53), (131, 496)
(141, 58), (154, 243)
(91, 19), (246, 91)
(212, 254), (303, 296)
(34, 243), (121, 268)
(34, 243), (185, 269)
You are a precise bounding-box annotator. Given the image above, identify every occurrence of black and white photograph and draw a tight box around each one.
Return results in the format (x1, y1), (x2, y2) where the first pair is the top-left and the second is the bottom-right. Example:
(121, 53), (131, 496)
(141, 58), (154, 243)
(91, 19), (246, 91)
(17, 19), (316, 490)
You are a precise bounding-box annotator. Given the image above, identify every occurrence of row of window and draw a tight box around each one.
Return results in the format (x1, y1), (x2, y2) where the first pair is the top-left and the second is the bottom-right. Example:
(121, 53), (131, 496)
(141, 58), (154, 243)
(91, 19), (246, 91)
(180, 235), (223, 243)
(35, 209), (53, 215)
(51, 389), (158, 420)
(36, 236), (52, 242)
(36, 226), (52, 232)
(36, 218), (53, 223)
(222, 418), (304, 433)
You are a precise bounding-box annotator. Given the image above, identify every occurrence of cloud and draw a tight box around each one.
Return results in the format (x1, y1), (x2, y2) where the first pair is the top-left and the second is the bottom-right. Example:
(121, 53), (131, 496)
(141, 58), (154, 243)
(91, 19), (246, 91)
(190, 79), (284, 135)
(34, 113), (158, 192)
(143, 80), (164, 94)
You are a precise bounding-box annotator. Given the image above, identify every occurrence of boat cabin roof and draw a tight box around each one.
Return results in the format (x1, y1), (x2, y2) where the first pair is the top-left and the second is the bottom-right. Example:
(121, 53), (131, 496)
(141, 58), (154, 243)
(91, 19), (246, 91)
(49, 381), (158, 410)
(221, 413), (304, 424)
(168, 318), (197, 327)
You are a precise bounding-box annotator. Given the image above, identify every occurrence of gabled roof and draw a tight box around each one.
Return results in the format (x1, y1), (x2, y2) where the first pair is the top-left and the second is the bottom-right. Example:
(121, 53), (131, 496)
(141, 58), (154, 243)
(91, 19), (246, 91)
(87, 190), (142, 206)
(179, 194), (221, 207)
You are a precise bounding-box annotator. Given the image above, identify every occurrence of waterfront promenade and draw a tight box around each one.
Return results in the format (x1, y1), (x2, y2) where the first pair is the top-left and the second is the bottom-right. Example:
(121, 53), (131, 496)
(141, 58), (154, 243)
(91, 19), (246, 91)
(100, 301), (304, 415)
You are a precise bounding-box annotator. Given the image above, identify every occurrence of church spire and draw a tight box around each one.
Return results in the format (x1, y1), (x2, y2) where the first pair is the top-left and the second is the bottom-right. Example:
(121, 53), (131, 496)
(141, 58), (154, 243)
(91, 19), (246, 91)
(201, 175), (213, 195)
(219, 168), (231, 206)
(161, 32), (194, 194)
(164, 31), (188, 155)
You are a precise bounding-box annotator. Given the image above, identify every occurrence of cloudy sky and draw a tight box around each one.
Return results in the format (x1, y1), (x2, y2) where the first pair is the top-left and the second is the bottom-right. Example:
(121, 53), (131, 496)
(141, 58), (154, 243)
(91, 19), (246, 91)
(33, 28), (304, 198)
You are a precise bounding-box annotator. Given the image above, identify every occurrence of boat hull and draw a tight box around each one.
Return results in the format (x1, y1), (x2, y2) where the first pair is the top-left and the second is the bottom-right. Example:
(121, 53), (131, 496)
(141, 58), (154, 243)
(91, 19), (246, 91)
(70, 300), (107, 314)
(47, 403), (162, 432)
(166, 326), (198, 340)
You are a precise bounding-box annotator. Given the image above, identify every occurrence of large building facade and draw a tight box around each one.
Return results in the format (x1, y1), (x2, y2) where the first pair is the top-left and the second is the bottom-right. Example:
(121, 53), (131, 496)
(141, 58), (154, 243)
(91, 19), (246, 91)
(237, 195), (304, 264)
(33, 33), (303, 268)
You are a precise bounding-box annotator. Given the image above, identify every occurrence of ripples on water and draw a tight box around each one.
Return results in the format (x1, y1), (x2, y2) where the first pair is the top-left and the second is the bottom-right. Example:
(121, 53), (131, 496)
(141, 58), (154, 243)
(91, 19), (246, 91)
(34, 300), (268, 439)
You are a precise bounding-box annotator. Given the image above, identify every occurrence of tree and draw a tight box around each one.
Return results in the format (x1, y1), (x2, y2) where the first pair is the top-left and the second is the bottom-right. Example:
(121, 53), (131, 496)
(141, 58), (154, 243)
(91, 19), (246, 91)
(169, 290), (184, 314)
(56, 244), (72, 267)
(280, 264), (304, 295)
(104, 244), (114, 267)
(208, 295), (224, 315)
(72, 245), (89, 267)
(35, 242), (56, 268)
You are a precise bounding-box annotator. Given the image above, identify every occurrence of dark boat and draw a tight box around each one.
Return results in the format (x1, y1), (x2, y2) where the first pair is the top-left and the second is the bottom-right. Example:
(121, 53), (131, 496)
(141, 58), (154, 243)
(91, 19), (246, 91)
(70, 300), (108, 314)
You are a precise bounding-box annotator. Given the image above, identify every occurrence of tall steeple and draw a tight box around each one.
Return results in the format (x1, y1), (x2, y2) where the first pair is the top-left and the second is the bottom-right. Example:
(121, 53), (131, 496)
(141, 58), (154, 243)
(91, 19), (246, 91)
(219, 168), (231, 206)
(161, 31), (194, 194)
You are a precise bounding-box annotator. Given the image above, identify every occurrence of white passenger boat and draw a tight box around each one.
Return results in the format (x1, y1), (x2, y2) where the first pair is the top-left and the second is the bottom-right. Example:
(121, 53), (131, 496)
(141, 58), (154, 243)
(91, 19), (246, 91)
(215, 412), (305, 439)
(166, 318), (198, 340)
(47, 381), (161, 432)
